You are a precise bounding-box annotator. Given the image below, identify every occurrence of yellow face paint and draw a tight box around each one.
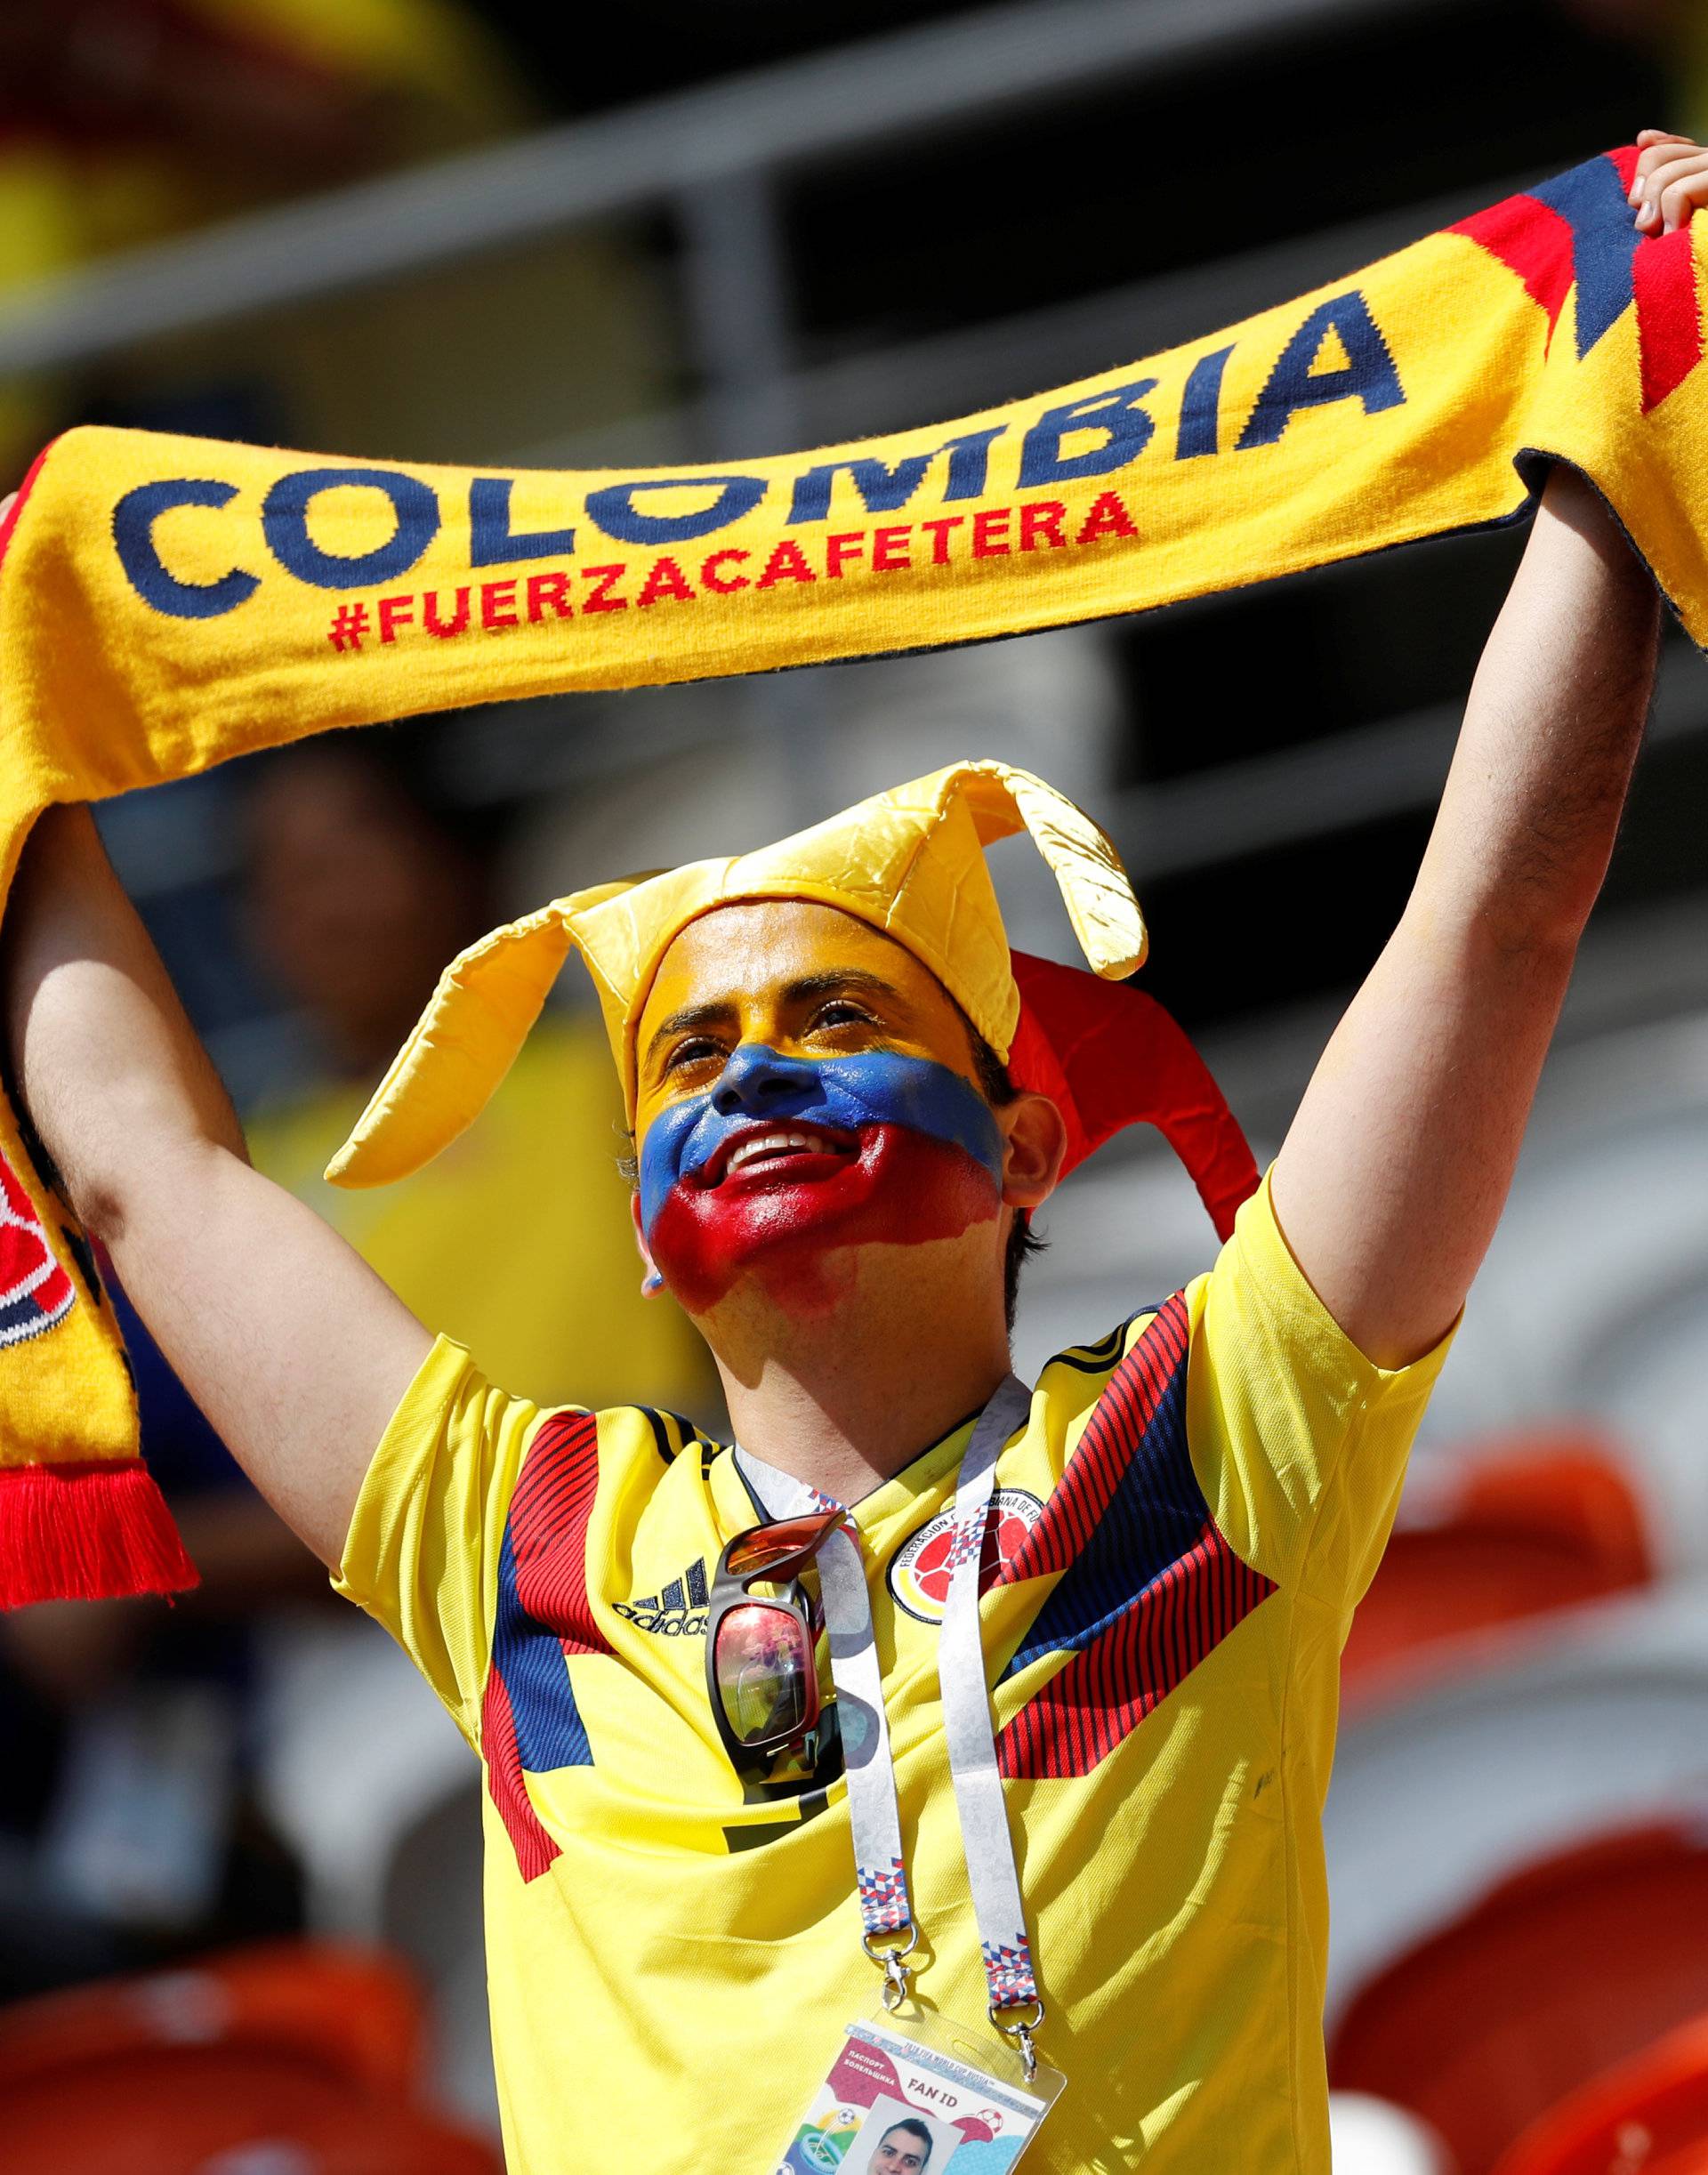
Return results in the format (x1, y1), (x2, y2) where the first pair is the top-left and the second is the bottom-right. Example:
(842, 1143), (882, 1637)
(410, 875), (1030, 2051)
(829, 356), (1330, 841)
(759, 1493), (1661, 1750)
(634, 900), (984, 1142)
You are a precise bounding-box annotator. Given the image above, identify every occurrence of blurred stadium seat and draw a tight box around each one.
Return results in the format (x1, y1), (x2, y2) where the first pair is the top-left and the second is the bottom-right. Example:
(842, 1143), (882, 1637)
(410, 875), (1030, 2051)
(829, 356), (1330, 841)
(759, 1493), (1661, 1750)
(0, 1940), (425, 2096)
(0, 1938), (498, 2173)
(1493, 2012), (1708, 2175)
(254, 1614), (474, 1934)
(1445, 1085), (1708, 1477)
(1330, 1821), (1708, 2174)
(0, 2048), (501, 2175)
(1341, 1429), (1654, 1704)
(1330, 2092), (1454, 2175)
(1324, 1588), (1708, 2010)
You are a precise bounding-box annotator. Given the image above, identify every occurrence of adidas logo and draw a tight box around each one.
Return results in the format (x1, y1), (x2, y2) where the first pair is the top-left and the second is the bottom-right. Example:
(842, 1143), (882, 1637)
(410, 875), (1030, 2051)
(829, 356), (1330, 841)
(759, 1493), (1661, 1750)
(616, 1558), (710, 1637)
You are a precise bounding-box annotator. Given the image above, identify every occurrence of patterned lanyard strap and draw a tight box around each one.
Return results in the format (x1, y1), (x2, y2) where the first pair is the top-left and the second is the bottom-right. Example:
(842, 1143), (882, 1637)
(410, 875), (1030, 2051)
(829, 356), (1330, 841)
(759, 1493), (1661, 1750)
(734, 1373), (1043, 2074)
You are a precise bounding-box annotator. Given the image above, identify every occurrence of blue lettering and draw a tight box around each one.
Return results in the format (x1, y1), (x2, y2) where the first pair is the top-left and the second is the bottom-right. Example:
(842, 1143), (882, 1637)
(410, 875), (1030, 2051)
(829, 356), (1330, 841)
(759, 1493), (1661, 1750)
(1017, 381), (1157, 490)
(469, 477), (576, 567)
(111, 479), (259, 620)
(1237, 291), (1405, 450)
(584, 475), (766, 546)
(1174, 345), (1233, 461)
(262, 465), (439, 591)
(787, 428), (1005, 524)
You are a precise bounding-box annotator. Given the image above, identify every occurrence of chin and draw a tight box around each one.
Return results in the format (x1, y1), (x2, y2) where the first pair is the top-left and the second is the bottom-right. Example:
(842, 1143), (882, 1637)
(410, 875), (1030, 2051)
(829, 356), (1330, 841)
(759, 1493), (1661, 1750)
(647, 1124), (1001, 1316)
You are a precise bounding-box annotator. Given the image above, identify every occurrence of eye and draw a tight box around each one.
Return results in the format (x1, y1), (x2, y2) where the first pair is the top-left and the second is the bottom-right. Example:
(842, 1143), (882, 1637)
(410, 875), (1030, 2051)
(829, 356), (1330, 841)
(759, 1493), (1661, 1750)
(810, 998), (878, 1033)
(664, 1033), (726, 1075)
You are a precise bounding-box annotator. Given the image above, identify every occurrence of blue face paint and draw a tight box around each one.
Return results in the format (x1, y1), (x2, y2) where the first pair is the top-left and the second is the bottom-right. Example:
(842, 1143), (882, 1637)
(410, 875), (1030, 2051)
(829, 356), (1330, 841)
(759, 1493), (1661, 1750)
(637, 1047), (1004, 1238)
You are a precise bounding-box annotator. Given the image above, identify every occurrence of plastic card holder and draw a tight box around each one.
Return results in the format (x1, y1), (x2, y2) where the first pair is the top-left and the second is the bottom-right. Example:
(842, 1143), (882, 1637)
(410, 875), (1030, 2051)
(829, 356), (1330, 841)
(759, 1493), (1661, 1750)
(772, 2005), (1066, 2174)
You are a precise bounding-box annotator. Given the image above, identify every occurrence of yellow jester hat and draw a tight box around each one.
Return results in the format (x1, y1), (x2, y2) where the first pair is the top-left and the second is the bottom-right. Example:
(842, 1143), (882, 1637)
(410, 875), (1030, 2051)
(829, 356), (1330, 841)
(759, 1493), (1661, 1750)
(326, 758), (1258, 1235)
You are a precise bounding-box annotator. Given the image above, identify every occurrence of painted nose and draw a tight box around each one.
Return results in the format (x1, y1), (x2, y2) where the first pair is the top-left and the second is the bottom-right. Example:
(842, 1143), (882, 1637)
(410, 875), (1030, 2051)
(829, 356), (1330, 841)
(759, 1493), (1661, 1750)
(710, 1044), (822, 1118)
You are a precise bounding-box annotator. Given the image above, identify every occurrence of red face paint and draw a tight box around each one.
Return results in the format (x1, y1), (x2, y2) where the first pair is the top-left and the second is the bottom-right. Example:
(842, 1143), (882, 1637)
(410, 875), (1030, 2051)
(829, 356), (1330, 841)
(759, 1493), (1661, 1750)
(647, 1122), (1000, 1315)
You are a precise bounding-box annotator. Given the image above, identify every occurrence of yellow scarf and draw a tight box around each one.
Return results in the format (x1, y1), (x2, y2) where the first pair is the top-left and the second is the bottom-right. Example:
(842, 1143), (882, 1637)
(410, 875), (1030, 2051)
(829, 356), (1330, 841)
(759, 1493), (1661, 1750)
(1, 144), (1699, 1606)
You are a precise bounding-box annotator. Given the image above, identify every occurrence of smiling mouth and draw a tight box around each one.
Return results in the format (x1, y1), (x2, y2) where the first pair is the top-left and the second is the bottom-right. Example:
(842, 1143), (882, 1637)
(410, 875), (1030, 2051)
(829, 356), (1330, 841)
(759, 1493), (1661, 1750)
(698, 1121), (861, 1187)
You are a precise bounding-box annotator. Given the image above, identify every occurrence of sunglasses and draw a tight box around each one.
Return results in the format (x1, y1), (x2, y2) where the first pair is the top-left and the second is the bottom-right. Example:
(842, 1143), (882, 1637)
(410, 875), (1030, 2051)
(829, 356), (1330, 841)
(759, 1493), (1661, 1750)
(705, 1508), (844, 1776)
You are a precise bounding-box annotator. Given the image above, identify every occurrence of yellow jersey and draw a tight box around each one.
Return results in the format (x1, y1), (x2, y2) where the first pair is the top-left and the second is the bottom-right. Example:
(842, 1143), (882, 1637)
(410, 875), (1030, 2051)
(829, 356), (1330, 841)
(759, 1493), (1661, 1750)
(335, 1172), (1451, 2172)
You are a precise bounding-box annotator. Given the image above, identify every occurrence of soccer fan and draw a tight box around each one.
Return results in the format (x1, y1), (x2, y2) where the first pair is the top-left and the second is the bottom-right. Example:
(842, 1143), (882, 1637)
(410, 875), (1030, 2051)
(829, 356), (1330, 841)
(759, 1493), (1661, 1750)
(871, 2119), (934, 2173)
(0, 336), (1686, 2168)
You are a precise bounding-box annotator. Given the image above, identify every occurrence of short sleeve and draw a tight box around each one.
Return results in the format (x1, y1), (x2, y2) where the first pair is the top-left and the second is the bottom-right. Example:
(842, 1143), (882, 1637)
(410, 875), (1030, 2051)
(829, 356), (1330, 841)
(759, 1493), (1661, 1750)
(1184, 1168), (1455, 1609)
(333, 1333), (558, 1749)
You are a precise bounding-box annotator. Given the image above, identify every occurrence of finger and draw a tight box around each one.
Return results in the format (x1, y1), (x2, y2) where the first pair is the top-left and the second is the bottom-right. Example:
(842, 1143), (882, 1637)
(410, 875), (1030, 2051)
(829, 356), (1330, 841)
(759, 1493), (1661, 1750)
(0, 495), (14, 525)
(1632, 134), (1697, 201)
(1642, 148), (1708, 224)
(1659, 164), (1708, 233)
(1635, 148), (1708, 227)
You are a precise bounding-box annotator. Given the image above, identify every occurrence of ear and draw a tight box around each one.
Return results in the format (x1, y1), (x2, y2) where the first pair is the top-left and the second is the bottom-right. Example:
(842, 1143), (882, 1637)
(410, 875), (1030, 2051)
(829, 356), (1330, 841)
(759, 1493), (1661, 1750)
(630, 1193), (665, 1294)
(997, 1091), (1068, 1212)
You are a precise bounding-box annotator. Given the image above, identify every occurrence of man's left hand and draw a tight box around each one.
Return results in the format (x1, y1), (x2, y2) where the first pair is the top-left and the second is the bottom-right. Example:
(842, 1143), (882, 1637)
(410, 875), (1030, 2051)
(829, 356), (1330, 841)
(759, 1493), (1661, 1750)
(1631, 127), (1708, 235)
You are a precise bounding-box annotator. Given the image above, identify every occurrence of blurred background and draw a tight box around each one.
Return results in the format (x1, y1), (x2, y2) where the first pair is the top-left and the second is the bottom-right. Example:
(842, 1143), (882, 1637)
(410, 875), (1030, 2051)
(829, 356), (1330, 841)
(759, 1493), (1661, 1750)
(3, 3), (1707, 2171)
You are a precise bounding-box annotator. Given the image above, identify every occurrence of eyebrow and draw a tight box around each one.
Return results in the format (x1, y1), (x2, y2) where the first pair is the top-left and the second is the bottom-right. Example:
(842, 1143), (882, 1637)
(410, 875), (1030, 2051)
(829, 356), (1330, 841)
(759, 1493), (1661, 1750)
(642, 969), (909, 1067)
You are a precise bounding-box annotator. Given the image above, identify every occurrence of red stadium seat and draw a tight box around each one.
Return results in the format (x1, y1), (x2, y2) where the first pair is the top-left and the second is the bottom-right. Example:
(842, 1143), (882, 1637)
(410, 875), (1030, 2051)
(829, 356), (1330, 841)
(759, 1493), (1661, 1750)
(0, 1941), (499, 2175)
(1329, 1821), (1708, 2175)
(1341, 1430), (1653, 1704)
(0, 1939), (426, 2097)
(0, 2042), (502, 2175)
(1494, 2012), (1708, 2175)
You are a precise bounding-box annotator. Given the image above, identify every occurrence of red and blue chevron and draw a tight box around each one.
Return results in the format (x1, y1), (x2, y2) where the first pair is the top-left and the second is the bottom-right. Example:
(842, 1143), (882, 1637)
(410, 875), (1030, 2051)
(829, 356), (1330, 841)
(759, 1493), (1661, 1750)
(856, 1856), (910, 1937)
(1453, 148), (1704, 415)
(479, 1408), (610, 1881)
(995, 1294), (1276, 1782)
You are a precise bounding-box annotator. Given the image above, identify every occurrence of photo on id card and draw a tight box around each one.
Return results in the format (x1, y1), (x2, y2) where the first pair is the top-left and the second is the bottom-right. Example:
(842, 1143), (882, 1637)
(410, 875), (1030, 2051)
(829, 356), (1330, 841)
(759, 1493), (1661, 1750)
(775, 2014), (1058, 2174)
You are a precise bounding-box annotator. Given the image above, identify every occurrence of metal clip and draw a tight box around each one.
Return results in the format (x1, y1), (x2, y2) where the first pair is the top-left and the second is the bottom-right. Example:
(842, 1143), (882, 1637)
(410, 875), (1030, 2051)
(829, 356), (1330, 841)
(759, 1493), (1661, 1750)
(990, 1997), (1046, 2084)
(862, 1923), (919, 2012)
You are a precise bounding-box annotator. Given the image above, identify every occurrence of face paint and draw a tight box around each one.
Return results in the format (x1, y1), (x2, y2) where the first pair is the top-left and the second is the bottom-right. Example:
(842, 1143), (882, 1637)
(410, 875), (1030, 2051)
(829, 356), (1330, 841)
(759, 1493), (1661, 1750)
(639, 1046), (1005, 1315)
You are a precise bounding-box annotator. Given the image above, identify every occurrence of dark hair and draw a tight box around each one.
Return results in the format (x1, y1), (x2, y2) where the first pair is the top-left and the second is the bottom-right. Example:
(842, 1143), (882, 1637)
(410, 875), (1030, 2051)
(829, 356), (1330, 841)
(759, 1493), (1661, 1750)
(966, 1026), (1049, 1334)
(880, 2118), (935, 2165)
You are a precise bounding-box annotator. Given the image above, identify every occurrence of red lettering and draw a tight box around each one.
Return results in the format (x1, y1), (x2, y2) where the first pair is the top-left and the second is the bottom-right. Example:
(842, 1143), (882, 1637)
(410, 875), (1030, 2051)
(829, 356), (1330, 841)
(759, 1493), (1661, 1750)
(423, 587), (471, 638)
(702, 549), (751, 593)
(1019, 500), (1068, 551)
(919, 516), (964, 566)
(871, 525), (911, 572)
(481, 578), (519, 630)
(826, 531), (865, 578)
(527, 571), (572, 621)
(756, 539), (816, 588)
(637, 554), (697, 607)
(972, 507), (1011, 558)
(378, 594), (415, 643)
(582, 564), (630, 612)
(1075, 490), (1139, 544)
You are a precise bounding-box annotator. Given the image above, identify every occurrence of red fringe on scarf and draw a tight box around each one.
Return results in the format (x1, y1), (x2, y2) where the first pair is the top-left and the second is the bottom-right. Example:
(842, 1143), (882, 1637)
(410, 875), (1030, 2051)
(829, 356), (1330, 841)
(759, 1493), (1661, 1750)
(0, 1459), (199, 1610)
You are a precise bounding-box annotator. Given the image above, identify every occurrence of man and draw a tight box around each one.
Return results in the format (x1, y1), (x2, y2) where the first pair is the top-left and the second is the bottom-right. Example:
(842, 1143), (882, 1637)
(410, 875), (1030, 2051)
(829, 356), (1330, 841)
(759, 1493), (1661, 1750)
(870, 2118), (934, 2174)
(2, 132), (1694, 2166)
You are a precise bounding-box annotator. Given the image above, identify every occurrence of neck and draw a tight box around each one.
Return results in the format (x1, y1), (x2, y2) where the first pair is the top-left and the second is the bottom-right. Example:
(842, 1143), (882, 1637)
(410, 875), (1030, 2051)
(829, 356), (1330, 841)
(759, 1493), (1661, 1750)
(702, 1235), (1013, 1504)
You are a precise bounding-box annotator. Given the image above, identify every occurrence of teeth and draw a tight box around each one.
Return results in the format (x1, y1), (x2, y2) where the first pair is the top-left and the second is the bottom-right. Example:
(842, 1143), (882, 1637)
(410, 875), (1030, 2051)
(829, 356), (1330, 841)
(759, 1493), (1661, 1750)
(724, 1128), (830, 1175)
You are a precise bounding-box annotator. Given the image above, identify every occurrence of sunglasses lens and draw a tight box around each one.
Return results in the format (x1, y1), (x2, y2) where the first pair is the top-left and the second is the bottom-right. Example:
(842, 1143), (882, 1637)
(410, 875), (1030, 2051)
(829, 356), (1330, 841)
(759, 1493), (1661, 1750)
(713, 1601), (815, 1746)
(725, 1510), (841, 1582)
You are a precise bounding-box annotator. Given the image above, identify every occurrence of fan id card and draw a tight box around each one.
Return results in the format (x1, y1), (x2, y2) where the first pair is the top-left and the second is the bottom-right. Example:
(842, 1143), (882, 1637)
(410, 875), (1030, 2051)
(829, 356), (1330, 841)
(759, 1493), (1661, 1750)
(773, 2011), (1062, 2174)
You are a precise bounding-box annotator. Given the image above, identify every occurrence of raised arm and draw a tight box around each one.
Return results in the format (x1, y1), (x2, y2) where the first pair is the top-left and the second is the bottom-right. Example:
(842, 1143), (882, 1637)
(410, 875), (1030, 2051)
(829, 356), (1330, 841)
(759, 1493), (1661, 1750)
(3, 803), (432, 1567)
(1269, 464), (1659, 1368)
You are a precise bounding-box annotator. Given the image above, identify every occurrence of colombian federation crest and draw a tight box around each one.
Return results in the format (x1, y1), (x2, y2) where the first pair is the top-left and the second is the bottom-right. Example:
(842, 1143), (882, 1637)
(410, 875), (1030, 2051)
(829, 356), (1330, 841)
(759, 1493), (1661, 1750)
(886, 1490), (1043, 1623)
(0, 1149), (75, 1349)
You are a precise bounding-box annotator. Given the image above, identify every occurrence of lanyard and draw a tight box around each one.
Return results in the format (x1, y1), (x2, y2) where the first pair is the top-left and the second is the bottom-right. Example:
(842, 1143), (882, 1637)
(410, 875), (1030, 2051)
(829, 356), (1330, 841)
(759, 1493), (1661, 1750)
(734, 1374), (1042, 2066)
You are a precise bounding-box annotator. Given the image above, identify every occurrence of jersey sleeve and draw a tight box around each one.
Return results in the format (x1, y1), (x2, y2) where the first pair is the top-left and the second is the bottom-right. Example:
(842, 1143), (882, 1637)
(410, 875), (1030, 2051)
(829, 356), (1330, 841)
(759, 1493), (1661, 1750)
(332, 1333), (559, 1750)
(1184, 1167), (1456, 1610)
